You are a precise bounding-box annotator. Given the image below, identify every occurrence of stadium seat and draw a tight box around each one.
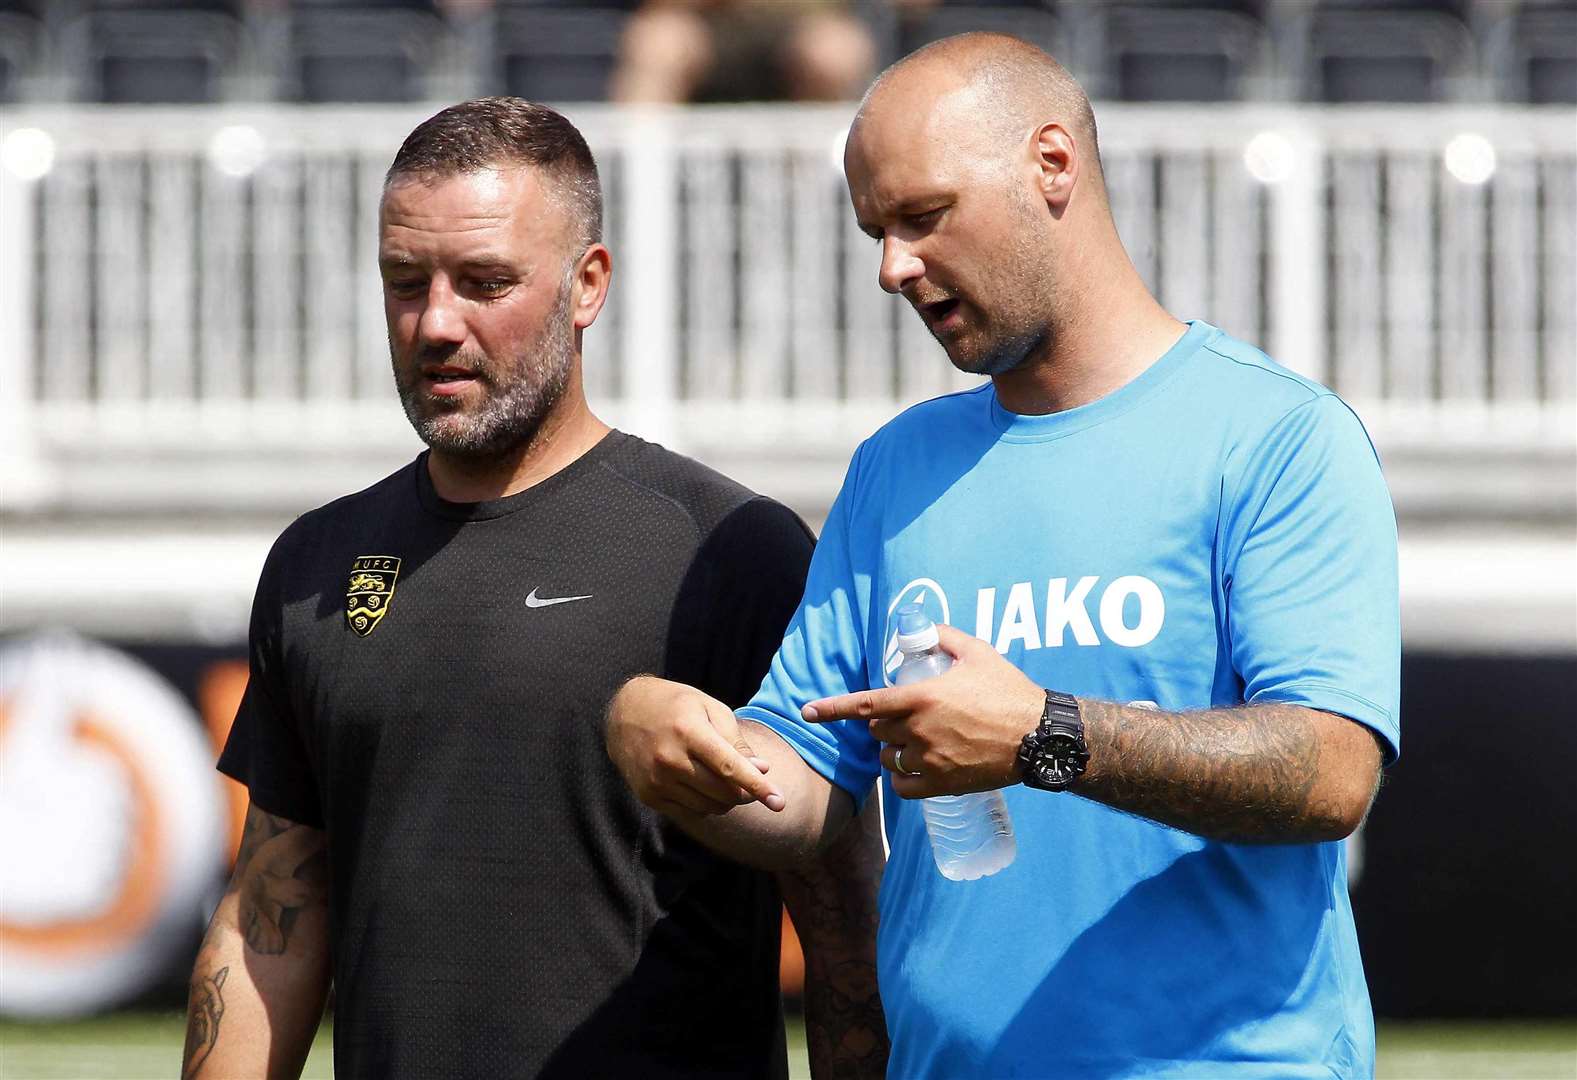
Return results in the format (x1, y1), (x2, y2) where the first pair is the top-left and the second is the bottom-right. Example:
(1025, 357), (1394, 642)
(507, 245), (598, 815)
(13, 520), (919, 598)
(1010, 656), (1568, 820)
(897, 2), (1064, 64)
(1301, 1), (1476, 102)
(1101, 3), (1271, 101)
(0, 9), (39, 102)
(62, 7), (243, 103)
(1499, 1), (1577, 103)
(285, 7), (444, 102)
(492, 3), (628, 103)
(291, 0), (443, 8)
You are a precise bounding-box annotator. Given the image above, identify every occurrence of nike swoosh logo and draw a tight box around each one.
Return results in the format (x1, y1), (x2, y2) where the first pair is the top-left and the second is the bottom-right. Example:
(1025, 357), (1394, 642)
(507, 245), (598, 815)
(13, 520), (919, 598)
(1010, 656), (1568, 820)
(524, 588), (593, 609)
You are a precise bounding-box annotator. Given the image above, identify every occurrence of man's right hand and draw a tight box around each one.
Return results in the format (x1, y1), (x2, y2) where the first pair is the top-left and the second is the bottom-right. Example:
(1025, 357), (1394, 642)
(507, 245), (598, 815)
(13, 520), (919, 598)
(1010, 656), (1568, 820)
(605, 676), (786, 817)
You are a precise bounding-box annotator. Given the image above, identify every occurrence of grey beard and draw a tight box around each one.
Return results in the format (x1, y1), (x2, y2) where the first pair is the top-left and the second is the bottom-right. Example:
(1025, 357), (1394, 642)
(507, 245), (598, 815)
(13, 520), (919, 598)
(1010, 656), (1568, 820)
(395, 292), (576, 461)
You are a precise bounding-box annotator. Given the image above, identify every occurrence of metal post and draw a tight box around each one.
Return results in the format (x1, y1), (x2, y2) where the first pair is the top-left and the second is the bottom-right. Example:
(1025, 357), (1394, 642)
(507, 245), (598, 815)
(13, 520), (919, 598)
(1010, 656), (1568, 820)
(1268, 128), (1328, 386)
(618, 111), (680, 450)
(0, 143), (48, 509)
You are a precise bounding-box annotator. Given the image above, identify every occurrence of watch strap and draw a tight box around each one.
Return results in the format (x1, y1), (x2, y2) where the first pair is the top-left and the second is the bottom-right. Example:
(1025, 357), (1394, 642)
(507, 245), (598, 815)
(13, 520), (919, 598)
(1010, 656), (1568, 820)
(1039, 689), (1082, 735)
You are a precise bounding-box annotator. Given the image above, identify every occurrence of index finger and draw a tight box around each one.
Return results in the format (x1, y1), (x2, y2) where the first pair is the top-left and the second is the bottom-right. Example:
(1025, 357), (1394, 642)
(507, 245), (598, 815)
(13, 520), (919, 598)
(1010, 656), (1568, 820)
(801, 686), (910, 724)
(691, 703), (786, 812)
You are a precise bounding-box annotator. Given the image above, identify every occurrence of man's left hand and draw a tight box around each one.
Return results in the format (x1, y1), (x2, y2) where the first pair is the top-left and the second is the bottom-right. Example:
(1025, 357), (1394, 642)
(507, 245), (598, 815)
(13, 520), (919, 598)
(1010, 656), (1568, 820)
(802, 624), (1044, 799)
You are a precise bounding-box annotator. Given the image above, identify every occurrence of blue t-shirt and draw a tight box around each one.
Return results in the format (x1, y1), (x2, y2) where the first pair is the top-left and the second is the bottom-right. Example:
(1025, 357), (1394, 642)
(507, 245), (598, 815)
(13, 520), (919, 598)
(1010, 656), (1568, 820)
(740, 321), (1400, 1079)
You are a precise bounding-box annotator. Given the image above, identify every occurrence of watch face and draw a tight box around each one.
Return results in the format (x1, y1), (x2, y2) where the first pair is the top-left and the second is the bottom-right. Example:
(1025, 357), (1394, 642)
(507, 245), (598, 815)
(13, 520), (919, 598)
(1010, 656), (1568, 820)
(1035, 760), (1070, 786)
(1039, 733), (1089, 787)
(1019, 725), (1089, 790)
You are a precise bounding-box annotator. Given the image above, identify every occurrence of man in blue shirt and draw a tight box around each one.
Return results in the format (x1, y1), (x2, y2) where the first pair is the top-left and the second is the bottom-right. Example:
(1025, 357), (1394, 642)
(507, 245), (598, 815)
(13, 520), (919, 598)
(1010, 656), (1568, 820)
(606, 32), (1398, 1079)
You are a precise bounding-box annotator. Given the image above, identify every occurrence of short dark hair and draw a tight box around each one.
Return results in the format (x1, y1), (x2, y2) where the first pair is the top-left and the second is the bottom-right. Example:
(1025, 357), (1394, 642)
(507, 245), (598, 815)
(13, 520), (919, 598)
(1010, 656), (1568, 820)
(386, 97), (603, 249)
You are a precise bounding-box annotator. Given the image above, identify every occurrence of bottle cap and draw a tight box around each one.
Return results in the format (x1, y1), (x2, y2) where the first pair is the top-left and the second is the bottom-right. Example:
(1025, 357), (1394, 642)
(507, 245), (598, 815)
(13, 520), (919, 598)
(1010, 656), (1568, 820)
(893, 604), (940, 653)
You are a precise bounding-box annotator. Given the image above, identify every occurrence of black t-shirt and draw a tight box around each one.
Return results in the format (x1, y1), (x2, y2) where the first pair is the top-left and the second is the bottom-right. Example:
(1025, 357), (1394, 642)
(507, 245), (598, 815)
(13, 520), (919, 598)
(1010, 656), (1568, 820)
(218, 431), (814, 1079)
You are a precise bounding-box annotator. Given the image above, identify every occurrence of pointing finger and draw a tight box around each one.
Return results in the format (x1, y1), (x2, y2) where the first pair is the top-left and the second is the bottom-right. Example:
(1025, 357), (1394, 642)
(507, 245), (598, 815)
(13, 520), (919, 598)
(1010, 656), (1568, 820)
(700, 698), (783, 810)
(802, 686), (909, 723)
(691, 718), (785, 812)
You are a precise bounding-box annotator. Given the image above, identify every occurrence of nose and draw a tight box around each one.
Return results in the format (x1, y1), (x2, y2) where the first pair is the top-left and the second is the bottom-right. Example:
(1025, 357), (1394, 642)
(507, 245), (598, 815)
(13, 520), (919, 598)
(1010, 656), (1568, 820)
(415, 276), (466, 350)
(878, 236), (924, 295)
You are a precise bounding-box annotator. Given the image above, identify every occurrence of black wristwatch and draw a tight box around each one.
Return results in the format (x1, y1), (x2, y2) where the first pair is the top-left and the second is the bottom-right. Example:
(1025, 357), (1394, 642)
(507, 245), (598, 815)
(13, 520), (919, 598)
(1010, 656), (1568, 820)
(1016, 690), (1090, 791)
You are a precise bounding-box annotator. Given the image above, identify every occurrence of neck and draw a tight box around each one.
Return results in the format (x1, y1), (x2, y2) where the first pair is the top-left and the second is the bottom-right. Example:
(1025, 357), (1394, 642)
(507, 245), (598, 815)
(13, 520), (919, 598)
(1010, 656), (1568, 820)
(991, 225), (1188, 416)
(425, 374), (610, 504)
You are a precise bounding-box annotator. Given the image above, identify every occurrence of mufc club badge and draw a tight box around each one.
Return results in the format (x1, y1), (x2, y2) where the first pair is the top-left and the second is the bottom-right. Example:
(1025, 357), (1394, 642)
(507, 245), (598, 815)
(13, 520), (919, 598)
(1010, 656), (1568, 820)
(345, 555), (401, 637)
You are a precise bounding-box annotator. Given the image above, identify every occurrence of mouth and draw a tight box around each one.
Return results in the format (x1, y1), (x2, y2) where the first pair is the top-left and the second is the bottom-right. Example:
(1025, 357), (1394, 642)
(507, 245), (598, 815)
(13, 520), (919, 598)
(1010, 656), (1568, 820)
(918, 297), (962, 331)
(420, 365), (482, 397)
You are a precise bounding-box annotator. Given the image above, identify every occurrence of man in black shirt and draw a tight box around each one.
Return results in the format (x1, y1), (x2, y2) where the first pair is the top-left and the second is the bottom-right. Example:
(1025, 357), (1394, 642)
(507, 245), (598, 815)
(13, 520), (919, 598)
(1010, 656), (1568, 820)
(181, 98), (886, 1080)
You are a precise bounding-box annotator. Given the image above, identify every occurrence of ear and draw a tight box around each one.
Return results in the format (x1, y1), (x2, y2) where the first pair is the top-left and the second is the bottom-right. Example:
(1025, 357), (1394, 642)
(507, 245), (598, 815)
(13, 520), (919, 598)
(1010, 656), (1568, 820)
(1031, 122), (1079, 215)
(570, 243), (612, 331)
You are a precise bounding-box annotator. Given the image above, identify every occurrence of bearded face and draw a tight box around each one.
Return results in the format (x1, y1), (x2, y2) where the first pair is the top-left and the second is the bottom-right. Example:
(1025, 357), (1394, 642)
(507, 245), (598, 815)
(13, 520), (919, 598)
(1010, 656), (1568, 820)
(379, 166), (588, 465)
(393, 270), (576, 460)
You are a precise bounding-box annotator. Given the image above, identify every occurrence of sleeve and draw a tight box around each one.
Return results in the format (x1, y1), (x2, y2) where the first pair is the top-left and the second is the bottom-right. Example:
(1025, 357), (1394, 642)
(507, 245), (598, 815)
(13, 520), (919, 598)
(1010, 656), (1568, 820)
(1220, 394), (1401, 762)
(736, 449), (884, 809)
(668, 495), (817, 709)
(216, 535), (325, 827)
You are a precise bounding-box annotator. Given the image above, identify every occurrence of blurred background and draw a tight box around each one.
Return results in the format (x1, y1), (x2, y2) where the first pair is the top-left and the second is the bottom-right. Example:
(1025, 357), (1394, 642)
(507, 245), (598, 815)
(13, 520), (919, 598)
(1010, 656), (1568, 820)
(0, 0), (1573, 1076)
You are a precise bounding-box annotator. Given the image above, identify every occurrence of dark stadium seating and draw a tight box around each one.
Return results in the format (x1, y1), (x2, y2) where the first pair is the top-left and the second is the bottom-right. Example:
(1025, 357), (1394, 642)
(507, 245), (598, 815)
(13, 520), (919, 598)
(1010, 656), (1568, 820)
(1506, 1), (1577, 102)
(287, 7), (443, 102)
(68, 8), (243, 103)
(0, 0), (1570, 104)
(897, 3), (1063, 65)
(0, 10), (36, 101)
(494, 4), (627, 103)
(1102, 3), (1270, 102)
(1305, 3), (1477, 102)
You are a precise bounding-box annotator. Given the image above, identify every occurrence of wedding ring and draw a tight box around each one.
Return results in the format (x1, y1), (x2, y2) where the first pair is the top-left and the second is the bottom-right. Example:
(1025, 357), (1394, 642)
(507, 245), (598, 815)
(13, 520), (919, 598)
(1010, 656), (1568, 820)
(894, 746), (921, 777)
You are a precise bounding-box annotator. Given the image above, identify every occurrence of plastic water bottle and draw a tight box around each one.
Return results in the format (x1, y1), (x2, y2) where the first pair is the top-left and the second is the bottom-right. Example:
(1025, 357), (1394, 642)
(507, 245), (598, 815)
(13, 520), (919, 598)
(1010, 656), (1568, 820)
(891, 605), (1017, 881)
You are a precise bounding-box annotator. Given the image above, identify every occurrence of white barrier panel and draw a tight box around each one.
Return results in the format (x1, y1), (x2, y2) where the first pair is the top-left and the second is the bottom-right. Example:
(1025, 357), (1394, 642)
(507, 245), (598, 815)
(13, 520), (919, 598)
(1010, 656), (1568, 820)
(1, 106), (1572, 485)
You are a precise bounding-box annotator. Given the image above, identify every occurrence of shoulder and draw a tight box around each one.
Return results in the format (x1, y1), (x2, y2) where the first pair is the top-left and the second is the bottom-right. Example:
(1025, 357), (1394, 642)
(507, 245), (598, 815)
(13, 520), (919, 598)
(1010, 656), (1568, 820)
(1182, 325), (1380, 460)
(1189, 333), (1389, 522)
(843, 383), (994, 481)
(870, 383), (992, 444)
(263, 458), (421, 573)
(1189, 325), (1344, 420)
(597, 432), (810, 543)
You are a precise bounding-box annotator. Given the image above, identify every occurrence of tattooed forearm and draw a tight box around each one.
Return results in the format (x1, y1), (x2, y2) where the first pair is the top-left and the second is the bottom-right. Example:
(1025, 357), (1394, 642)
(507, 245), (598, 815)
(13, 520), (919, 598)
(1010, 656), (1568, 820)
(232, 807), (330, 956)
(181, 965), (227, 1078)
(779, 801), (889, 1080)
(1074, 700), (1382, 844)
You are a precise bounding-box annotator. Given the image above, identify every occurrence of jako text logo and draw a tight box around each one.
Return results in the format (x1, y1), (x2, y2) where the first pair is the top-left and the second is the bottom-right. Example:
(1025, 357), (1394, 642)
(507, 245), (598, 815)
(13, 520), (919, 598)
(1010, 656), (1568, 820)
(975, 576), (1165, 652)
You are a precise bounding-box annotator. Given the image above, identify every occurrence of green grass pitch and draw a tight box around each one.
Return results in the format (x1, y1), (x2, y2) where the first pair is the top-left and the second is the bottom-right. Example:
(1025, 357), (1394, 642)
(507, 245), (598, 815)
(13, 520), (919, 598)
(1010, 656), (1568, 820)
(1, 1014), (1573, 1078)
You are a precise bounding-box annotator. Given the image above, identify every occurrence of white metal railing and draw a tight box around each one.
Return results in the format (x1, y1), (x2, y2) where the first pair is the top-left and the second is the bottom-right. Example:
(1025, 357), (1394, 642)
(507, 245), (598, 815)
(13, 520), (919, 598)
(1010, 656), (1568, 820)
(0, 104), (1573, 511)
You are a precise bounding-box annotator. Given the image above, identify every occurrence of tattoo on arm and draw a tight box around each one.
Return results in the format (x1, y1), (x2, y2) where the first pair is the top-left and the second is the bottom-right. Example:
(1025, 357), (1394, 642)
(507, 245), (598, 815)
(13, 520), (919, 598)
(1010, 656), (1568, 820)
(1076, 700), (1382, 844)
(181, 966), (227, 1079)
(779, 802), (889, 1080)
(233, 807), (329, 956)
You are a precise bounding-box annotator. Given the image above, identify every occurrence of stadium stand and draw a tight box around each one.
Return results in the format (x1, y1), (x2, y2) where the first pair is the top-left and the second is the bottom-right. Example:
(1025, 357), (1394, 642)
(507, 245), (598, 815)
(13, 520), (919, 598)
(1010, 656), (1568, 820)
(286, 5), (446, 102)
(0, 0), (1570, 104)
(1495, 0), (1577, 102)
(1300, 0), (1480, 102)
(65, 4), (246, 104)
(1098, 1), (1271, 102)
(895, 2), (1064, 66)
(0, 11), (35, 103)
(495, 2), (628, 103)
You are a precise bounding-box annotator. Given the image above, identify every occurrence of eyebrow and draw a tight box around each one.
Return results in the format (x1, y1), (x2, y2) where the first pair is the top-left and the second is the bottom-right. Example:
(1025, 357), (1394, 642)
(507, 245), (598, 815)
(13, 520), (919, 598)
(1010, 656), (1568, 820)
(458, 258), (519, 275)
(376, 254), (522, 275)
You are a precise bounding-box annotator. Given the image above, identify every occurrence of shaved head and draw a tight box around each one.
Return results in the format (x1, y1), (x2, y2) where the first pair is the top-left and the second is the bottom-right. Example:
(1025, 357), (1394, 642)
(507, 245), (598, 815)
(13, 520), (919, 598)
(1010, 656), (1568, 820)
(853, 32), (1104, 200)
(842, 32), (1181, 408)
(840, 32), (1116, 378)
